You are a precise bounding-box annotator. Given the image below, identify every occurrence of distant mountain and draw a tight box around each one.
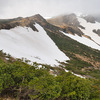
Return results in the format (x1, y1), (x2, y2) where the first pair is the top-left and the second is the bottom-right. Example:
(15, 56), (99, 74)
(47, 13), (100, 47)
(0, 14), (69, 66)
(94, 14), (100, 22)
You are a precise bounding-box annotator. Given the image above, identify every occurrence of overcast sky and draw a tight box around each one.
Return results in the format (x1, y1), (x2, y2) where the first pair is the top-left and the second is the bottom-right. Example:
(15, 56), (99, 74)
(0, 0), (99, 19)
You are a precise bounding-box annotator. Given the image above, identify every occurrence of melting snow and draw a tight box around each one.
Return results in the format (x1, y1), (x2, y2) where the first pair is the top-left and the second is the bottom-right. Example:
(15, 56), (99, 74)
(77, 17), (100, 45)
(64, 69), (85, 78)
(0, 23), (69, 66)
(61, 31), (100, 51)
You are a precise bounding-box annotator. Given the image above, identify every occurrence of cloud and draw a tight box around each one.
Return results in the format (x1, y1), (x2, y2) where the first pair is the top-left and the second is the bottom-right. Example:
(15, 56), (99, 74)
(0, 0), (99, 19)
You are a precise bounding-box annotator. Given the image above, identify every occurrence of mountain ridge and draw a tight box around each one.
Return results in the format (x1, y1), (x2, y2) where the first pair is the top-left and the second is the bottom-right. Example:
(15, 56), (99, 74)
(47, 13), (100, 46)
(0, 13), (100, 73)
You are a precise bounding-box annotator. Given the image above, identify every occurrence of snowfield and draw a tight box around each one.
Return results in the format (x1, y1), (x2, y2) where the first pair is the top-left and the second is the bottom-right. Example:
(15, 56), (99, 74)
(77, 17), (100, 45)
(0, 23), (69, 66)
(61, 16), (100, 51)
(61, 31), (100, 51)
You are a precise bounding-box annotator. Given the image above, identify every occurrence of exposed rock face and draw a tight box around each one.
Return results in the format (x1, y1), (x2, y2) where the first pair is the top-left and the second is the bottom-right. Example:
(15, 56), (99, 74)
(62, 25), (83, 36)
(0, 14), (60, 33)
(82, 35), (92, 40)
(60, 13), (79, 26)
(33, 14), (60, 32)
(81, 15), (96, 23)
(0, 16), (32, 30)
(93, 29), (100, 36)
(47, 13), (80, 26)
(47, 13), (100, 38)
(47, 13), (84, 36)
(0, 14), (45, 30)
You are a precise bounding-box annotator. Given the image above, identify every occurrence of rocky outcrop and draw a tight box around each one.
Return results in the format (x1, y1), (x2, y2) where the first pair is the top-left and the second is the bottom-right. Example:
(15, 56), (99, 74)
(0, 14), (43, 30)
(61, 25), (83, 36)
(47, 13), (84, 36)
(93, 29), (100, 36)
(47, 13), (80, 27)
(81, 15), (96, 23)
(0, 14), (60, 33)
(82, 35), (92, 40)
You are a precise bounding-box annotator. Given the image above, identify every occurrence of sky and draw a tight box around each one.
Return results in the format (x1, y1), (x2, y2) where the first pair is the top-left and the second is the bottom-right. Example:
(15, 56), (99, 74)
(0, 0), (100, 19)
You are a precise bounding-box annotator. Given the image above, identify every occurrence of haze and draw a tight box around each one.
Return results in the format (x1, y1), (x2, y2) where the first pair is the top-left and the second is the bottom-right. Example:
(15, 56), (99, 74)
(0, 0), (99, 19)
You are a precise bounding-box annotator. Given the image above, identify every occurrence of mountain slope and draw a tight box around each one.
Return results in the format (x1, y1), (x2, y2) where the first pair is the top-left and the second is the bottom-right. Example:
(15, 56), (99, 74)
(0, 14), (100, 100)
(78, 17), (100, 45)
(0, 19), (69, 66)
(61, 31), (100, 50)
(0, 14), (100, 77)
(47, 13), (100, 50)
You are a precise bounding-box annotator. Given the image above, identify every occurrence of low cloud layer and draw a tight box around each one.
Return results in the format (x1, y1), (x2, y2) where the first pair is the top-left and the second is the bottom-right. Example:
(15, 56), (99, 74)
(0, 0), (99, 19)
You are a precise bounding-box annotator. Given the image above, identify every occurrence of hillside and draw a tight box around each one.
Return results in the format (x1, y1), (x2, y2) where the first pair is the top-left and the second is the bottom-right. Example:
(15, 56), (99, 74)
(0, 14), (100, 77)
(47, 13), (100, 46)
(0, 14), (100, 100)
(0, 49), (100, 100)
(0, 22), (69, 66)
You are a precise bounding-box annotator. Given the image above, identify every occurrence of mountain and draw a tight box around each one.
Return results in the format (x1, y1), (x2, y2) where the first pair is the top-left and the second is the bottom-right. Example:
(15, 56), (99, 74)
(0, 13), (100, 71)
(0, 14), (69, 66)
(93, 14), (100, 22)
(47, 13), (100, 48)
(0, 14), (100, 100)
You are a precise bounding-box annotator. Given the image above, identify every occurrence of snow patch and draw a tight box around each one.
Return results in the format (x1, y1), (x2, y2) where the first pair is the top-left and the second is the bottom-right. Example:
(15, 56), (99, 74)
(61, 31), (100, 51)
(0, 23), (69, 66)
(5, 58), (9, 60)
(77, 17), (100, 45)
(64, 69), (85, 79)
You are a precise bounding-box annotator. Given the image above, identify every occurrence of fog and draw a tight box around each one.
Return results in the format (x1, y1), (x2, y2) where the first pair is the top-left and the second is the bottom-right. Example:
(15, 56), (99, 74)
(0, 0), (100, 19)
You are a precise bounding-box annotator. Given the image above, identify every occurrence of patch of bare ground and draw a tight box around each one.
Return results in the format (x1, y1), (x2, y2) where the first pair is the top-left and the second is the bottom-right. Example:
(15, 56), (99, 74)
(74, 54), (100, 69)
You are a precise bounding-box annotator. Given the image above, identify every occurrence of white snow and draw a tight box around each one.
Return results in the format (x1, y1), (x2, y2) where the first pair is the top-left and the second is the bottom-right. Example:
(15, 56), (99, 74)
(61, 31), (100, 51)
(64, 69), (85, 78)
(60, 16), (100, 51)
(72, 72), (85, 78)
(77, 17), (100, 45)
(0, 23), (69, 66)
(5, 58), (9, 60)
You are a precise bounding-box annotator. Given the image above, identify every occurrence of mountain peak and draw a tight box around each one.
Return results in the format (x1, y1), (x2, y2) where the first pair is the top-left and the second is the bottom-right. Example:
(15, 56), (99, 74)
(0, 14), (46, 30)
(33, 14), (43, 18)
